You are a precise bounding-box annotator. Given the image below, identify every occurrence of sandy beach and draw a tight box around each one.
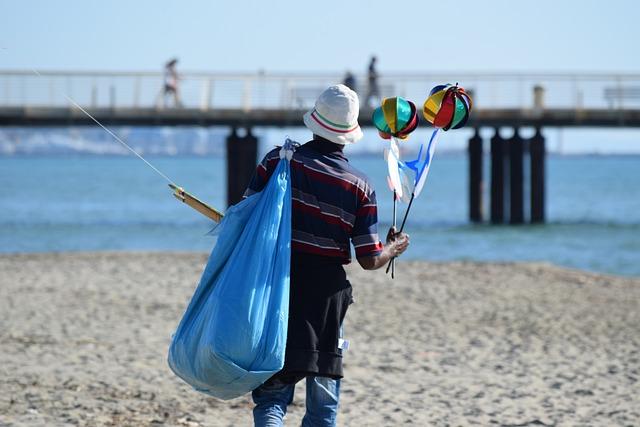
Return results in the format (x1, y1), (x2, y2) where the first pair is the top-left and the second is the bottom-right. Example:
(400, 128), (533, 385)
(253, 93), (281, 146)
(0, 252), (638, 426)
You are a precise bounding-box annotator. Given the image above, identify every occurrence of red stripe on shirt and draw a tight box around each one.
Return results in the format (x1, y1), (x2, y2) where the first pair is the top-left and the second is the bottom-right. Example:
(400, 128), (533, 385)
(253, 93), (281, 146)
(291, 160), (368, 201)
(293, 199), (353, 232)
(354, 241), (384, 257)
(356, 204), (377, 217)
(292, 240), (348, 258)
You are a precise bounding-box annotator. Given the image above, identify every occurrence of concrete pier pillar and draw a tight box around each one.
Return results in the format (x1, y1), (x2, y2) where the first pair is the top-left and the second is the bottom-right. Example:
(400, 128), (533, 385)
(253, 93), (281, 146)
(226, 127), (258, 207)
(509, 128), (525, 224)
(530, 127), (546, 223)
(490, 128), (505, 224)
(468, 128), (483, 223)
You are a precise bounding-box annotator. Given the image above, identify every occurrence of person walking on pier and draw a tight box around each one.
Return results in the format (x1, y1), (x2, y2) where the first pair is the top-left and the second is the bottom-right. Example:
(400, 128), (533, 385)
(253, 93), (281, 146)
(364, 56), (380, 108)
(343, 70), (356, 92)
(246, 84), (410, 426)
(156, 58), (182, 109)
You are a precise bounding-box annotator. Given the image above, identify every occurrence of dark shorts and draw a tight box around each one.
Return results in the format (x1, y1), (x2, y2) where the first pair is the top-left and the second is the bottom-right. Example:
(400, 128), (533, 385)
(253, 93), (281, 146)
(273, 252), (353, 383)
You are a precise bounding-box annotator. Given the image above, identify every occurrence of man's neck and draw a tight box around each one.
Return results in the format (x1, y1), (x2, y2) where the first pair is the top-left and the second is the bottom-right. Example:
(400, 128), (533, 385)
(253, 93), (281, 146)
(312, 136), (344, 152)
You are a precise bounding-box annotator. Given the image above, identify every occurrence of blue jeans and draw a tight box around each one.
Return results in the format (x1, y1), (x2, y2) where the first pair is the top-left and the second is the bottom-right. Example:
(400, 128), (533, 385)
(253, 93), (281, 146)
(252, 376), (341, 427)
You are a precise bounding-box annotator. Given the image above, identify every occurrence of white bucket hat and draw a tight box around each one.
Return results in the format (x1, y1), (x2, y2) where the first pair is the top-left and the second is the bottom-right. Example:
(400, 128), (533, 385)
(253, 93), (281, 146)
(303, 84), (363, 145)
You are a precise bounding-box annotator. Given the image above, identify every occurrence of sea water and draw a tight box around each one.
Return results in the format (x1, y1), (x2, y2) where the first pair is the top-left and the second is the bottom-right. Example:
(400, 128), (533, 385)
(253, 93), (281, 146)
(1, 153), (639, 277)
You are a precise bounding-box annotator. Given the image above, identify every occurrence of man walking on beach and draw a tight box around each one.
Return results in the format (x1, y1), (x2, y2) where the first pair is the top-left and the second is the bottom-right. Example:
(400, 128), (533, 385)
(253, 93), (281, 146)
(245, 84), (409, 426)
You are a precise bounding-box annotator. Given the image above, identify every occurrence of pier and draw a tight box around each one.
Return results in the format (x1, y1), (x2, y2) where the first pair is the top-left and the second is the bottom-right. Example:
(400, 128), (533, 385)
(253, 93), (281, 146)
(2, 70), (640, 221)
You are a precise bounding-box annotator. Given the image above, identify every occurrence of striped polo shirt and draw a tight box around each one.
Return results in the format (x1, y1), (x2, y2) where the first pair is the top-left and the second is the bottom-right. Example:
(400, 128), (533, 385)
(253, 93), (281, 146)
(244, 139), (383, 263)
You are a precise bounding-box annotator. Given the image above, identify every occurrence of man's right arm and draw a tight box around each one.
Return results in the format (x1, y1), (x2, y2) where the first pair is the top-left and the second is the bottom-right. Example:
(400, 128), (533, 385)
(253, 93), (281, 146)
(357, 227), (409, 271)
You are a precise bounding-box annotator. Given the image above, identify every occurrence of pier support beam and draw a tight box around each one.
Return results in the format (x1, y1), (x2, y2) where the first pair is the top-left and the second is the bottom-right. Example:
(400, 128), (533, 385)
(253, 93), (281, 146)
(509, 129), (525, 224)
(486, 126), (546, 225)
(468, 128), (483, 223)
(530, 127), (546, 223)
(226, 127), (258, 207)
(490, 128), (505, 224)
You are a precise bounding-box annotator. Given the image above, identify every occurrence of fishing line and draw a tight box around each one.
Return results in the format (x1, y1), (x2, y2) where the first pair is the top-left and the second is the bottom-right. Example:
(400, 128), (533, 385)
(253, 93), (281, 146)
(31, 69), (178, 186)
(25, 67), (223, 222)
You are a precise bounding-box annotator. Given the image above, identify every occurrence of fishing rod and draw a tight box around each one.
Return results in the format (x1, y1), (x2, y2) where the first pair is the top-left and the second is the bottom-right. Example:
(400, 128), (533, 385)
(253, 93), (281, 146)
(30, 69), (224, 223)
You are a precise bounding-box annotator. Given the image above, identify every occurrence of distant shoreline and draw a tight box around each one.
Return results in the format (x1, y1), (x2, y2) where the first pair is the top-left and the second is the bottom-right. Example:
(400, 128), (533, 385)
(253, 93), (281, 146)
(1, 251), (637, 279)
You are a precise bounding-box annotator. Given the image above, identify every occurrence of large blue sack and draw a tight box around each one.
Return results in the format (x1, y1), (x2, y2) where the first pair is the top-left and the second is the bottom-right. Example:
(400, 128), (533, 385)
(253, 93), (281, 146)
(168, 146), (292, 400)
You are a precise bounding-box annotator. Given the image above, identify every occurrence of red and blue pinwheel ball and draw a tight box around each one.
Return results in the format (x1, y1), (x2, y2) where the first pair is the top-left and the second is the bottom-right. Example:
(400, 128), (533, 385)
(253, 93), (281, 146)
(423, 84), (473, 131)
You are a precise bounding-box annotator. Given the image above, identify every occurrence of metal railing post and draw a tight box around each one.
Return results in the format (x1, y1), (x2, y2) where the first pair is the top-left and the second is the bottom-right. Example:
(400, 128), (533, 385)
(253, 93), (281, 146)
(2, 75), (7, 106)
(518, 75), (524, 108)
(49, 77), (55, 106)
(209, 78), (214, 110)
(66, 76), (72, 105)
(91, 81), (97, 107)
(243, 78), (253, 112)
(572, 76), (578, 110)
(616, 75), (623, 110)
(282, 78), (292, 109)
(200, 78), (211, 111)
(134, 76), (141, 108)
(110, 84), (116, 109)
(21, 75), (26, 106)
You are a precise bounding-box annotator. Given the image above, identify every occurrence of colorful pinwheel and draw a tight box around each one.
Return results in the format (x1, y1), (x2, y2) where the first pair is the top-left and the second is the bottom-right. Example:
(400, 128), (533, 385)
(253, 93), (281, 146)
(423, 83), (473, 130)
(384, 84), (473, 275)
(373, 96), (419, 199)
(373, 97), (419, 277)
(373, 96), (419, 140)
(407, 83), (473, 201)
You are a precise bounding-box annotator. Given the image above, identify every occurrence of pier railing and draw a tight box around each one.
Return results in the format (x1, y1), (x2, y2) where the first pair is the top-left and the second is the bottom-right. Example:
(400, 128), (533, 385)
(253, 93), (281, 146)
(1, 70), (640, 111)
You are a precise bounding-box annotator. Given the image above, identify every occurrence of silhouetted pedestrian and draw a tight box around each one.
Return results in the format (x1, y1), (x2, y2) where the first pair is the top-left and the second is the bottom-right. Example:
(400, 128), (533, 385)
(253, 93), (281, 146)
(156, 58), (182, 108)
(364, 56), (379, 107)
(343, 71), (356, 92)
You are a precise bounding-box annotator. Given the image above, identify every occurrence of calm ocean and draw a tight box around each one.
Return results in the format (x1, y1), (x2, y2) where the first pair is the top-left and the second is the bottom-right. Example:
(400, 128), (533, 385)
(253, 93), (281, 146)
(1, 152), (639, 277)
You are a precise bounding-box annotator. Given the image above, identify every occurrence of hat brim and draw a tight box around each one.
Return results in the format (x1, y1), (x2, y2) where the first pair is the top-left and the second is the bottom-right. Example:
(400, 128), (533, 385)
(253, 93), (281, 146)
(303, 110), (363, 145)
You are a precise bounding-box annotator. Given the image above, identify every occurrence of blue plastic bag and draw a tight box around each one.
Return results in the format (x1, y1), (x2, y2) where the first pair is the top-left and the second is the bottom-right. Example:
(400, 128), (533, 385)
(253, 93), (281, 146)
(168, 147), (292, 400)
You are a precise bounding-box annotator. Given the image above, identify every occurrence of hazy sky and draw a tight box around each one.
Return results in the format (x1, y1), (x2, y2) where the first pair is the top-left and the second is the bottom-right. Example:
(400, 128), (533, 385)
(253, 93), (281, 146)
(1, 0), (640, 153)
(1, 0), (639, 73)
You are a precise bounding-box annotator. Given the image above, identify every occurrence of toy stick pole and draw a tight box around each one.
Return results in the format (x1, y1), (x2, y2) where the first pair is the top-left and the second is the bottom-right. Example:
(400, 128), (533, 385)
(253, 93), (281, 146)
(386, 192), (414, 274)
(169, 184), (224, 223)
(397, 193), (415, 233)
(391, 190), (397, 279)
